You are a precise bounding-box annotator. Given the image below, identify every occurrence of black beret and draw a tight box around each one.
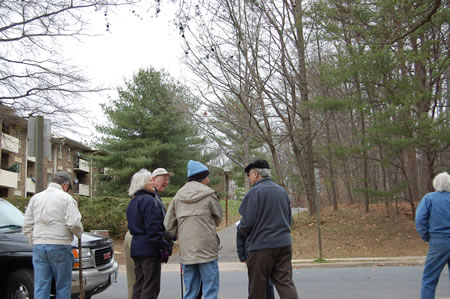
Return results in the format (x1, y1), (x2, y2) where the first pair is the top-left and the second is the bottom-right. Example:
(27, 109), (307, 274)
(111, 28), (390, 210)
(244, 159), (270, 173)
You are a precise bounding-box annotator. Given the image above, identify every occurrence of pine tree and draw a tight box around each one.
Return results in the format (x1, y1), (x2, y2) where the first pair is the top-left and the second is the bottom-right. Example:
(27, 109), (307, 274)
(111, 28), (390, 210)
(95, 67), (203, 195)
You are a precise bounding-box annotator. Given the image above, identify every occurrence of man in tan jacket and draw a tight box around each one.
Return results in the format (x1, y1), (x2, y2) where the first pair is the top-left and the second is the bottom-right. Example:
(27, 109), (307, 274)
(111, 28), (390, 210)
(164, 160), (222, 299)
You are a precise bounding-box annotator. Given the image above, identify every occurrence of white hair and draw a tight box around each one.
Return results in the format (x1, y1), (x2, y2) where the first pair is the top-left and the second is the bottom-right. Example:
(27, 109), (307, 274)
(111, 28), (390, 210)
(128, 169), (152, 197)
(254, 168), (271, 178)
(433, 172), (450, 192)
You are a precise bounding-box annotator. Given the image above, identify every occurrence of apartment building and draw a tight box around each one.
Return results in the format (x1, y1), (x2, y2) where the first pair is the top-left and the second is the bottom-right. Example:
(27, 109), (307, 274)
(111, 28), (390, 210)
(0, 107), (100, 199)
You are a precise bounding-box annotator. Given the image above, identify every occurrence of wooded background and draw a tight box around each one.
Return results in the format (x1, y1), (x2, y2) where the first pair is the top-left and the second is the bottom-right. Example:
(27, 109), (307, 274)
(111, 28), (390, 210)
(172, 0), (449, 217)
(0, 1), (448, 217)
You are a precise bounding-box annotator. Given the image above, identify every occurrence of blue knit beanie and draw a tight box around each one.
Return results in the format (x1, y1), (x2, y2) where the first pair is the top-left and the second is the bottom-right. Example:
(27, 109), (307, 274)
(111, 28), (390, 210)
(187, 160), (209, 178)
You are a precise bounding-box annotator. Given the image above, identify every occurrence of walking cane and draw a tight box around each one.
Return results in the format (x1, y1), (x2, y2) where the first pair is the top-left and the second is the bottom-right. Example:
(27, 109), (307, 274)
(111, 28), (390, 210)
(180, 249), (183, 299)
(78, 236), (85, 299)
(180, 262), (183, 298)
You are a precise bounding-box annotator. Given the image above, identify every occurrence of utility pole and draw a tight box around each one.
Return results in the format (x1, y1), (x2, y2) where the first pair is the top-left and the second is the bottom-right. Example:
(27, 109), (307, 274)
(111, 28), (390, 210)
(27, 116), (51, 193)
(35, 116), (44, 192)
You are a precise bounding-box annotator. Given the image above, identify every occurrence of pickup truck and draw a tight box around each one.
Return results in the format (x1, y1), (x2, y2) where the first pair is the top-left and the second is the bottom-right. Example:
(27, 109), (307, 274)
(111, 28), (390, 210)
(0, 198), (119, 299)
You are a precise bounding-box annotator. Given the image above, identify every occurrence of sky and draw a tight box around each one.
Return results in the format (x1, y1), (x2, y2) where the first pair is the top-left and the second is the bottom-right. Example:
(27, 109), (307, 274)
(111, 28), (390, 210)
(61, 2), (187, 143)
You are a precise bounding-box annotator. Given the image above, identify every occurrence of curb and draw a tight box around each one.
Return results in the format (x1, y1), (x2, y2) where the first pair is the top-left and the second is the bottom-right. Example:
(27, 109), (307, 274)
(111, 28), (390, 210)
(292, 256), (426, 269)
(118, 257), (426, 273)
(292, 260), (425, 269)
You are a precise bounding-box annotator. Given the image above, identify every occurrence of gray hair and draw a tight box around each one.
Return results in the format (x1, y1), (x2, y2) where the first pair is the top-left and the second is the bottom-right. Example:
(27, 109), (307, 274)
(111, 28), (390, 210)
(128, 169), (152, 197)
(51, 171), (72, 189)
(433, 172), (450, 192)
(254, 168), (271, 178)
(52, 175), (69, 186)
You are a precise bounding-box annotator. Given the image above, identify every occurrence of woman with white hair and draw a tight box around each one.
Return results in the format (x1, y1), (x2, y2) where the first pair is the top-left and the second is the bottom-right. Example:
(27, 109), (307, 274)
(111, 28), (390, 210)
(126, 169), (169, 299)
(415, 172), (450, 299)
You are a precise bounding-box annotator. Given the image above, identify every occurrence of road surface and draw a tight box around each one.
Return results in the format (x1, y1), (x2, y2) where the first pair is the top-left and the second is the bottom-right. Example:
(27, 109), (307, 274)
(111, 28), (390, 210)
(96, 265), (450, 298)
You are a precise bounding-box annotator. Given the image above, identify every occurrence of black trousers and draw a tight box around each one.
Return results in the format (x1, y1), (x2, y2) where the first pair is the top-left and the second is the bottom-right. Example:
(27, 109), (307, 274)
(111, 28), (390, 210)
(247, 246), (298, 299)
(132, 256), (161, 299)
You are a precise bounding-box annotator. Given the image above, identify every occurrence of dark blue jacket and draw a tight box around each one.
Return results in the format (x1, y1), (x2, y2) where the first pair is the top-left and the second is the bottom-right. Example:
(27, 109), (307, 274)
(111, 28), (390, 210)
(127, 189), (168, 257)
(415, 191), (450, 242)
(237, 178), (292, 252)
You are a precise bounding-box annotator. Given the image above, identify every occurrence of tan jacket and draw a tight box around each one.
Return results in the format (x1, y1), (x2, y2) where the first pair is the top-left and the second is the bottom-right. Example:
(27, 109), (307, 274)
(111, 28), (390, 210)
(164, 181), (222, 264)
(23, 183), (83, 246)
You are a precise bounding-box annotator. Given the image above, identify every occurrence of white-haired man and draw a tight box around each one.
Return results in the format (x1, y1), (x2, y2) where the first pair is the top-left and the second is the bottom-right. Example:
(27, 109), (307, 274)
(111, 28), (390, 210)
(151, 168), (174, 201)
(415, 171), (450, 299)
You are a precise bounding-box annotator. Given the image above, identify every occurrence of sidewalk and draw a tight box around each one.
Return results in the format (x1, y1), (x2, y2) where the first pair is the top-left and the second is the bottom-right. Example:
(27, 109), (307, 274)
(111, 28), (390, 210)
(118, 256), (426, 273)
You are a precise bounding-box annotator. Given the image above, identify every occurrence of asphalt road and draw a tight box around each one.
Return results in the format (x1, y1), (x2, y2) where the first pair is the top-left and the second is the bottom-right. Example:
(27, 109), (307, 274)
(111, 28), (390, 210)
(95, 265), (450, 298)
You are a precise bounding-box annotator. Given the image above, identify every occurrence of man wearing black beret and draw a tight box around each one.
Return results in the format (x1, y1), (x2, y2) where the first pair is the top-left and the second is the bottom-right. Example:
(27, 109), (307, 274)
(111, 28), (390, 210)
(237, 159), (298, 299)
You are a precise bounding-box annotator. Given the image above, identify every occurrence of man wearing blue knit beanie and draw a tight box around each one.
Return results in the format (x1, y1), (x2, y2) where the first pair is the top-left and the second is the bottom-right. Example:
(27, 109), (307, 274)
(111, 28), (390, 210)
(164, 160), (223, 299)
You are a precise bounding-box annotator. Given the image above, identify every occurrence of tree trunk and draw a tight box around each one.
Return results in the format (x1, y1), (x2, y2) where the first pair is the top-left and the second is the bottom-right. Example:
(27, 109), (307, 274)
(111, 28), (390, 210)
(332, 113), (354, 204)
(293, 0), (317, 215)
(407, 146), (420, 202)
(290, 136), (317, 215)
(326, 115), (338, 210)
(360, 110), (370, 213)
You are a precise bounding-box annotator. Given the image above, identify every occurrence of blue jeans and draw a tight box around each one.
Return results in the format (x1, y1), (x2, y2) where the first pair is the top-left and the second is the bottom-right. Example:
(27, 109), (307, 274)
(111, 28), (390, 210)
(32, 244), (74, 299)
(421, 236), (450, 299)
(183, 260), (219, 299)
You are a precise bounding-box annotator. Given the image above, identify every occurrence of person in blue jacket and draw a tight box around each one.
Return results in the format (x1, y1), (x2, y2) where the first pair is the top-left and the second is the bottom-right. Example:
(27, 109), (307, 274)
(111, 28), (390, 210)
(415, 171), (450, 299)
(127, 169), (169, 299)
(237, 159), (298, 299)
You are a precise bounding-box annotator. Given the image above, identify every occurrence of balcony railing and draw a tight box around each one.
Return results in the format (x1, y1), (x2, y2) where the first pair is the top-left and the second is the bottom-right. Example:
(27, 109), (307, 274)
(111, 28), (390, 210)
(74, 158), (89, 173)
(0, 169), (18, 188)
(79, 183), (89, 196)
(1, 133), (19, 154)
(26, 177), (36, 193)
(74, 183), (90, 196)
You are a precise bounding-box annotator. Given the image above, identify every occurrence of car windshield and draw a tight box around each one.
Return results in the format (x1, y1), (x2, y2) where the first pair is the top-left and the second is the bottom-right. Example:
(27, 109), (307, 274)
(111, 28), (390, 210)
(0, 199), (24, 230)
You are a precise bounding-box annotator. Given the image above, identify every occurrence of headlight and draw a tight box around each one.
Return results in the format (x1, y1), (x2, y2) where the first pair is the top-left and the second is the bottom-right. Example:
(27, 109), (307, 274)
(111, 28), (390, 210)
(80, 248), (92, 258)
(72, 248), (94, 269)
(73, 248), (92, 258)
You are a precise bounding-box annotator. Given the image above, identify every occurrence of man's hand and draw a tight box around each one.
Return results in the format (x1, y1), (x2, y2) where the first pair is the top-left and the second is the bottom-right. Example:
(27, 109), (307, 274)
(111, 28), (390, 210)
(163, 231), (176, 256)
(161, 250), (169, 263)
(163, 231), (176, 241)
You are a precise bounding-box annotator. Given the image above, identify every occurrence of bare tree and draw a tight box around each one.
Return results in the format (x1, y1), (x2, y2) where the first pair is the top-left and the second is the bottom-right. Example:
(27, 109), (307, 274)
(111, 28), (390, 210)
(177, 0), (288, 187)
(0, 0), (141, 130)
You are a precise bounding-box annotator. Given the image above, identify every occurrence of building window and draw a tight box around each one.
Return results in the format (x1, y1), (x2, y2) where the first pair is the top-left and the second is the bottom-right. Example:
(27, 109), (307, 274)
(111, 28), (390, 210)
(16, 163), (22, 181)
(58, 145), (62, 159)
(68, 148), (71, 161)
(2, 124), (10, 134)
(17, 132), (21, 148)
(1, 153), (9, 169)
(49, 146), (53, 161)
(7, 162), (19, 173)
